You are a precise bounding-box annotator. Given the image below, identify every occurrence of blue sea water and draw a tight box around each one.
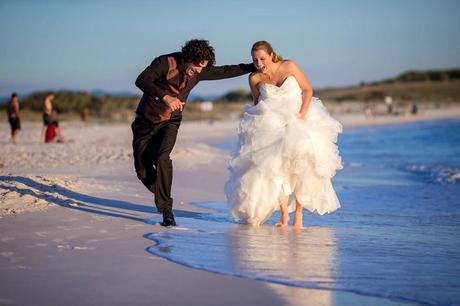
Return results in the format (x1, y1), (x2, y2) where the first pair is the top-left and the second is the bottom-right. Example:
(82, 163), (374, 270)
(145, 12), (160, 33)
(147, 120), (460, 306)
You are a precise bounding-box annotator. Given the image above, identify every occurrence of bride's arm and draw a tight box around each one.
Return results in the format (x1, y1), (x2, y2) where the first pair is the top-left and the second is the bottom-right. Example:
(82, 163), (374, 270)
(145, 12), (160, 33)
(286, 61), (313, 119)
(249, 73), (260, 105)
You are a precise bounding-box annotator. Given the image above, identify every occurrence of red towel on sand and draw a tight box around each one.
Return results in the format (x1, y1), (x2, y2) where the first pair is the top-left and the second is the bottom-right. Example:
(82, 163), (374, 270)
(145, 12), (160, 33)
(45, 123), (58, 143)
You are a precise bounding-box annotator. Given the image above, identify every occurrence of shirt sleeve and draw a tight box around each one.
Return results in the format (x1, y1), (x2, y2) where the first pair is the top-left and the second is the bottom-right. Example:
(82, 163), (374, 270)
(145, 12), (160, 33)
(135, 56), (168, 100)
(198, 63), (256, 81)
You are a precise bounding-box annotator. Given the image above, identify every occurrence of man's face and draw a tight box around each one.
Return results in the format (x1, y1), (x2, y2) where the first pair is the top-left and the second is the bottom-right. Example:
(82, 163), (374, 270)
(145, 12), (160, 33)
(185, 60), (209, 77)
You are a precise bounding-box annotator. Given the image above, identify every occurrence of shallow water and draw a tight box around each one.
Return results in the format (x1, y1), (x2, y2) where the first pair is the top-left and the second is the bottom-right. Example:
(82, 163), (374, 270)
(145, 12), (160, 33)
(147, 120), (460, 306)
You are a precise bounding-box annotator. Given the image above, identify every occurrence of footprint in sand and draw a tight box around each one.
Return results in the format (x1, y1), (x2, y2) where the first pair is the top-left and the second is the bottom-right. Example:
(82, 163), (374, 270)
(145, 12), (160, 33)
(57, 245), (96, 251)
(0, 252), (14, 258)
(26, 243), (48, 248)
(1, 237), (15, 243)
(34, 231), (48, 238)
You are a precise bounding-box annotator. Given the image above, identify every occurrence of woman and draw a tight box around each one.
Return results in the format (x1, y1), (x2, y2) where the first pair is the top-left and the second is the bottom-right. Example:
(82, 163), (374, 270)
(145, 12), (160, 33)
(225, 41), (342, 228)
(41, 92), (67, 143)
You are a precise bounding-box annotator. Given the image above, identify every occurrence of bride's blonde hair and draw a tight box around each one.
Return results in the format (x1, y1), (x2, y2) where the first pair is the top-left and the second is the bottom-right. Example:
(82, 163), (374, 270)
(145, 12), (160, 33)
(251, 41), (283, 63)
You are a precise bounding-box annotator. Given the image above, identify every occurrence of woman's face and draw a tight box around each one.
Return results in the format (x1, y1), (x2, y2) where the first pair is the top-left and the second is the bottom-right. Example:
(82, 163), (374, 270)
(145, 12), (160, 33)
(252, 49), (273, 74)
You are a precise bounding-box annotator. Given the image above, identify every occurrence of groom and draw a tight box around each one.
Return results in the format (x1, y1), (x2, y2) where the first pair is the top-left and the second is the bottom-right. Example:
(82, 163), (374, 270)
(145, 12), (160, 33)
(133, 39), (255, 226)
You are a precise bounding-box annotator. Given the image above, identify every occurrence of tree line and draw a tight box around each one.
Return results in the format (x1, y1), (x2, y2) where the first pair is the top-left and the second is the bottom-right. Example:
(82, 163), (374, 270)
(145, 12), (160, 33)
(2, 68), (459, 118)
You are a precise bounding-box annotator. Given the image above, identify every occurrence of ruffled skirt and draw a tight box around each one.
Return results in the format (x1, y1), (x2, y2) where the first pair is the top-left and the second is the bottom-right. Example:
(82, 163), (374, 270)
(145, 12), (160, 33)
(225, 97), (342, 225)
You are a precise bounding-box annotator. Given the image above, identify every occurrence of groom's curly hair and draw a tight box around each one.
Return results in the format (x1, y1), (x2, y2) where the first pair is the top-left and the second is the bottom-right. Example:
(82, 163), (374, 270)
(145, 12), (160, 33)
(182, 39), (216, 66)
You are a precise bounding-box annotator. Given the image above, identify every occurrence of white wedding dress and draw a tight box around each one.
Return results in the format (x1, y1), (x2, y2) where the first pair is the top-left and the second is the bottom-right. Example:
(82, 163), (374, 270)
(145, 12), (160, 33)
(225, 75), (343, 225)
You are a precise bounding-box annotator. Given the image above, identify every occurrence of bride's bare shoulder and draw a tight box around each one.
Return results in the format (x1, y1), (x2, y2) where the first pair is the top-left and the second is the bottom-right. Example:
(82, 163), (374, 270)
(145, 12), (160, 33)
(249, 72), (263, 85)
(279, 60), (304, 78)
(249, 71), (262, 80)
(280, 59), (298, 70)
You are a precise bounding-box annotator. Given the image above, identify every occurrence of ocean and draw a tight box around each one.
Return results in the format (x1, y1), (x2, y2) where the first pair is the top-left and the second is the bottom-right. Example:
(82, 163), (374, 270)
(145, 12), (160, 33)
(147, 119), (460, 306)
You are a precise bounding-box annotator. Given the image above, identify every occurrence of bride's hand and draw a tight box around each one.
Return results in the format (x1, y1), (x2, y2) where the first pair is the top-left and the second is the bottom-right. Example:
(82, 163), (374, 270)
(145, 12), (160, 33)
(297, 112), (306, 120)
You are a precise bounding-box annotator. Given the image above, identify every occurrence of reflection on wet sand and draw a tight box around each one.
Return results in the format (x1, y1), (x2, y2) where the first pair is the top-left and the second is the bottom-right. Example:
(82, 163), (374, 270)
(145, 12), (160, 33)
(227, 225), (409, 306)
(147, 211), (414, 306)
(229, 226), (337, 306)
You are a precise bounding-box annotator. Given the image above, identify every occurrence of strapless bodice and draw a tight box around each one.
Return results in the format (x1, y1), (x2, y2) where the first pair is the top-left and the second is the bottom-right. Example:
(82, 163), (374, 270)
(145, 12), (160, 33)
(258, 75), (302, 101)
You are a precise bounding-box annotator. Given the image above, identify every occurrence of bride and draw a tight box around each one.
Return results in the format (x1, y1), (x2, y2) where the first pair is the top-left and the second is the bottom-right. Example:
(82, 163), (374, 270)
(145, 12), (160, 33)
(225, 41), (343, 228)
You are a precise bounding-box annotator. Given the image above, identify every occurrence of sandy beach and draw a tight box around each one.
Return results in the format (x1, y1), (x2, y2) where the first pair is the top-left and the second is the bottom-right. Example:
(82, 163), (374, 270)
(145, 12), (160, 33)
(1, 106), (460, 306)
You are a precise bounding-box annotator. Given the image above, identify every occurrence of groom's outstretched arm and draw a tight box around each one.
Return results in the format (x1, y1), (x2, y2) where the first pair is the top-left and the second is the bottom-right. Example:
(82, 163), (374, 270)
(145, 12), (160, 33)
(198, 63), (256, 81)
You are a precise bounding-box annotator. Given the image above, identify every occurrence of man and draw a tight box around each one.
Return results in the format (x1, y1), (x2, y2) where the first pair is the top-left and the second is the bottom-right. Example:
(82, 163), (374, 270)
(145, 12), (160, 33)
(133, 39), (255, 226)
(7, 92), (21, 144)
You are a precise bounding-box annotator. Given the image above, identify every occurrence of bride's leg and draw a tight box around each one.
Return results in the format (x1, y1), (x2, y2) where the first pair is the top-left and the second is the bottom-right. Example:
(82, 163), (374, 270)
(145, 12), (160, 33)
(276, 196), (289, 227)
(293, 200), (303, 229)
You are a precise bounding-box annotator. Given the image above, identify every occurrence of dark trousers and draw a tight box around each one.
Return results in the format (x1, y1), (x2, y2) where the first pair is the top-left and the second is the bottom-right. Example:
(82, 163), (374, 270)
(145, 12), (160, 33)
(131, 116), (179, 213)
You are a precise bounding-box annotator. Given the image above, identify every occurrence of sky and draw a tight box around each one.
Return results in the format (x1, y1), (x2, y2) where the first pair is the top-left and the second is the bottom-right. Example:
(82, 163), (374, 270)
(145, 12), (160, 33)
(1, 0), (459, 98)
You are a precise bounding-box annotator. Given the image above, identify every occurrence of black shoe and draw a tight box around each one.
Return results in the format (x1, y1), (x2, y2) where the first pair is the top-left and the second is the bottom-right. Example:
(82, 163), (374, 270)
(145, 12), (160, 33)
(160, 209), (176, 227)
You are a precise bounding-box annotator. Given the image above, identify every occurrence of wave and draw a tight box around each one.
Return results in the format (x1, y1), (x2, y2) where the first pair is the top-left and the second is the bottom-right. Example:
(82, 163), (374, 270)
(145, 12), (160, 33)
(404, 164), (460, 184)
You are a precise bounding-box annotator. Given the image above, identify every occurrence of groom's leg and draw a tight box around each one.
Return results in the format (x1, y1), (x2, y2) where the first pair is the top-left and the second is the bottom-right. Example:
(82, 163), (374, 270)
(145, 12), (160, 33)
(153, 122), (179, 213)
(132, 117), (158, 194)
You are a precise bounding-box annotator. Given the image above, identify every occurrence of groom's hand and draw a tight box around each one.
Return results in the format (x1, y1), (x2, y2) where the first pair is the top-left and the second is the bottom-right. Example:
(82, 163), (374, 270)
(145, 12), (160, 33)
(163, 95), (185, 112)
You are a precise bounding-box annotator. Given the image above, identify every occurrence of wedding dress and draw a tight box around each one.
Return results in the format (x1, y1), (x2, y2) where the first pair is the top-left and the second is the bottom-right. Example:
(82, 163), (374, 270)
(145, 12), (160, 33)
(225, 75), (342, 225)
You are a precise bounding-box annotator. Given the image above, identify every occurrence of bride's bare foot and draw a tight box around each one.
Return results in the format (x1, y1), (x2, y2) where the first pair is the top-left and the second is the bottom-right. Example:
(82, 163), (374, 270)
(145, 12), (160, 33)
(275, 212), (289, 227)
(276, 197), (289, 227)
(248, 218), (261, 227)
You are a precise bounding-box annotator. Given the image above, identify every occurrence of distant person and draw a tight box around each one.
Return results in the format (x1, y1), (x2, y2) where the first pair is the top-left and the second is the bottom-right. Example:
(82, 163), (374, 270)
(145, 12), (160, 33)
(384, 96), (393, 115)
(6, 92), (21, 144)
(133, 39), (255, 226)
(387, 104), (393, 115)
(364, 105), (375, 118)
(411, 103), (418, 115)
(81, 105), (90, 127)
(40, 92), (67, 143)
